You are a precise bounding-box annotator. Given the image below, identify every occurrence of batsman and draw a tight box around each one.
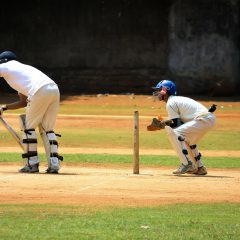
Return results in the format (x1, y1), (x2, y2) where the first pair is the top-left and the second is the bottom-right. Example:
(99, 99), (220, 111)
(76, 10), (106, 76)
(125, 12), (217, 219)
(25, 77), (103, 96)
(0, 51), (63, 173)
(147, 80), (216, 175)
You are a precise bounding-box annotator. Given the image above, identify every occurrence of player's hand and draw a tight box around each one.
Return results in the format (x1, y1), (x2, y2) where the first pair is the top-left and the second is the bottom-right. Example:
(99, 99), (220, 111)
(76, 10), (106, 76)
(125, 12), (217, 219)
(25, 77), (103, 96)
(147, 118), (166, 131)
(0, 105), (7, 115)
(147, 118), (173, 131)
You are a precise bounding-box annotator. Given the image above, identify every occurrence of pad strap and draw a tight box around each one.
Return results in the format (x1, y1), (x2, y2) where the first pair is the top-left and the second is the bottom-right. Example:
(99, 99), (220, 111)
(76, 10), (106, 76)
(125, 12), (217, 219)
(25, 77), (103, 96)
(23, 139), (38, 144)
(49, 140), (58, 146)
(50, 152), (63, 161)
(24, 129), (35, 135)
(22, 151), (38, 158)
(46, 131), (61, 137)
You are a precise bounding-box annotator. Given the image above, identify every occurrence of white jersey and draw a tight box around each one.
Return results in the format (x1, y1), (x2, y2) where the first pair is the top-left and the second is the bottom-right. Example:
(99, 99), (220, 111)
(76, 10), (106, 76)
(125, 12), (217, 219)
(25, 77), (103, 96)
(0, 60), (55, 98)
(166, 96), (209, 123)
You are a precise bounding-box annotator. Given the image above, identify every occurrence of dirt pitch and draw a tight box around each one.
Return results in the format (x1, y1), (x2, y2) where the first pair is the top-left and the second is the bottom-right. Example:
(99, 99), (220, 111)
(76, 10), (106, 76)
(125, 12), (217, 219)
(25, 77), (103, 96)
(0, 95), (240, 207)
(0, 164), (239, 207)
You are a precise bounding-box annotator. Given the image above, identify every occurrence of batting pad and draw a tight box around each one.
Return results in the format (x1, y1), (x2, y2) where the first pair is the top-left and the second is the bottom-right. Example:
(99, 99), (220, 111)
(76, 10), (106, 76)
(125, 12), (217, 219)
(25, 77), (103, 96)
(165, 126), (197, 167)
(22, 128), (39, 165)
(39, 125), (60, 170)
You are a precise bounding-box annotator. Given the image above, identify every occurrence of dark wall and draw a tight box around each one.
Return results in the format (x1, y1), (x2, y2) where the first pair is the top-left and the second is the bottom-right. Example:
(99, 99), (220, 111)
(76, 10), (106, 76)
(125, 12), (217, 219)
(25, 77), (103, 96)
(0, 0), (239, 95)
(168, 0), (239, 95)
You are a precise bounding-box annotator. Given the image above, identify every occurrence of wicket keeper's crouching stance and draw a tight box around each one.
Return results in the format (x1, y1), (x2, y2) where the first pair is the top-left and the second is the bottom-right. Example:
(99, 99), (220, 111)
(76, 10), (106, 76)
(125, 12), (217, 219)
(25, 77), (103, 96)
(0, 51), (63, 173)
(147, 80), (216, 175)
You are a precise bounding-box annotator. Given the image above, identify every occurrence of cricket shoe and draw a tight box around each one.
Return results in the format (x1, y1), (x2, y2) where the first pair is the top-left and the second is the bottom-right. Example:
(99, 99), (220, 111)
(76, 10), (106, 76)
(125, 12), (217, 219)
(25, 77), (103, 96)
(45, 168), (59, 174)
(194, 166), (207, 175)
(173, 162), (197, 175)
(19, 163), (39, 173)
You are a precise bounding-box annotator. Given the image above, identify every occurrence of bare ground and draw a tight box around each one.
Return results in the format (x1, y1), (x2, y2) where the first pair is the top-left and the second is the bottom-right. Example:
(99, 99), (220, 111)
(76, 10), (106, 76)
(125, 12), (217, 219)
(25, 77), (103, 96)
(0, 164), (239, 207)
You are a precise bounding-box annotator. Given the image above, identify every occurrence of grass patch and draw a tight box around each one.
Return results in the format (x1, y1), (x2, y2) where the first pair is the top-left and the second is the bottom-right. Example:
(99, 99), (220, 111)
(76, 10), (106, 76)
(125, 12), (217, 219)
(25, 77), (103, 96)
(59, 104), (160, 116)
(0, 203), (239, 240)
(0, 153), (46, 163)
(50, 128), (240, 150)
(0, 152), (239, 168)
(1, 128), (240, 150)
(199, 131), (240, 150)
(63, 154), (240, 168)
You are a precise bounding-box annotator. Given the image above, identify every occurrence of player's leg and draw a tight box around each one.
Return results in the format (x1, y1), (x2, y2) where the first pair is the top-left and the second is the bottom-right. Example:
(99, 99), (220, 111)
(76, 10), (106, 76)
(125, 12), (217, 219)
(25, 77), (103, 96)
(189, 144), (207, 175)
(40, 84), (63, 173)
(165, 126), (197, 174)
(174, 115), (215, 175)
(18, 114), (39, 173)
(19, 87), (52, 172)
(39, 125), (63, 174)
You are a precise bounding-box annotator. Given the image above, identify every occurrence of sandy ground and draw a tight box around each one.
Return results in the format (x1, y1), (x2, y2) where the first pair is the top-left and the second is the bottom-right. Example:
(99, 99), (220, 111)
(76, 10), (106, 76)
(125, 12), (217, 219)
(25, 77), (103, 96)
(0, 164), (239, 207)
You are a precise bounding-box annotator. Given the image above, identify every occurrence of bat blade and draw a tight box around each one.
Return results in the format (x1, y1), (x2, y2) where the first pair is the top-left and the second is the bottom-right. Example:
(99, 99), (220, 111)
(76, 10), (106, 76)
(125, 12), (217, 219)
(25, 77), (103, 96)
(0, 116), (24, 151)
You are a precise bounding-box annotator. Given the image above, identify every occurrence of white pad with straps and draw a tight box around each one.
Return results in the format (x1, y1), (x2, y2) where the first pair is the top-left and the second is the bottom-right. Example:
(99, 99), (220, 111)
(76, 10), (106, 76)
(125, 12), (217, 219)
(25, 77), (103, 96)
(165, 126), (197, 167)
(189, 144), (202, 167)
(19, 114), (39, 165)
(39, 125), (61, 170)
(22, 128), (39, 165)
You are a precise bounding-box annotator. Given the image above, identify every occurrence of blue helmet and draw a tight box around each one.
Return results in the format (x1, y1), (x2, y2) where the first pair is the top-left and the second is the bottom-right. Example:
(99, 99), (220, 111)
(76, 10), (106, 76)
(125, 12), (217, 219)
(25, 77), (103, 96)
(0, 51), (17, 63)
(152, 80), (177, 96)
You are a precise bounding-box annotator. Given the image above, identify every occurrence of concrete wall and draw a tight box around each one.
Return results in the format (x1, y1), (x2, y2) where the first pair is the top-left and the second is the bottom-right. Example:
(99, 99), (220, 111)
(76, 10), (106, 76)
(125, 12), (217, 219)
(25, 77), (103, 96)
(168, 0), (239, 95)
(0, 0), (239, 95)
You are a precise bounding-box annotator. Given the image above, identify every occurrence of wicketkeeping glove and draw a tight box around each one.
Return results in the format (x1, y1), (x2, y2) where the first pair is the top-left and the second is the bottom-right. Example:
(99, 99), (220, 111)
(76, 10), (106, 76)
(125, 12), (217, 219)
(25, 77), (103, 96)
(147, 118), (173, 131)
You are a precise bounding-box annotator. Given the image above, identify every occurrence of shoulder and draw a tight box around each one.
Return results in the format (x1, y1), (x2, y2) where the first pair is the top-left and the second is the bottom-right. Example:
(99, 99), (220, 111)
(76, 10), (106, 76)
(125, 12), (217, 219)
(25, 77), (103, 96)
(0, 60), (20, 69)
(167, 95), (184, 105)
(0, 62), (8, 74)
(170, 96), (195, 103)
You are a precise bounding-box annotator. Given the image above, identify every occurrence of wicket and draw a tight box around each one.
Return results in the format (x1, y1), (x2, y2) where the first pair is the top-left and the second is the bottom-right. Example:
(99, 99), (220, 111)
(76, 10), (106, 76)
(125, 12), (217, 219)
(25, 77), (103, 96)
(133, 111), (139, 174)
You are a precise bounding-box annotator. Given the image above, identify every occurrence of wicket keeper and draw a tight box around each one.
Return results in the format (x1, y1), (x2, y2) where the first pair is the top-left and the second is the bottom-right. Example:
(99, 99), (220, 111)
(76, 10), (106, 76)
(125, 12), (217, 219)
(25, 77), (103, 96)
(148, 80), (216, 175)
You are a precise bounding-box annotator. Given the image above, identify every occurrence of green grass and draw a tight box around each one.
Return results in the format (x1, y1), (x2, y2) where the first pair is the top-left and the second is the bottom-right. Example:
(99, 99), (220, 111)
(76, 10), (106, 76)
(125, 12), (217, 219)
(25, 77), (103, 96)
(8, 103), (160, 116)
(199, 131), (240, 150)
(0, 152), (239, 168)
(1, 129), (240, 150)
(63, 154), (240, 168)
(59, 104), (159, 116)
(45, 129), (240, 150)
(0, 203), (239, 240)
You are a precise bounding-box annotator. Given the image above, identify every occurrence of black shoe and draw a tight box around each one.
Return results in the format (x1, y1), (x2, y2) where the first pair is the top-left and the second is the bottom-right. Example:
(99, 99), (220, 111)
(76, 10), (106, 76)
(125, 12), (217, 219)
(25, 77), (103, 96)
(194, 166), (207, 175)
(46, 168), (59, 174)
(19, 164), (39, 173)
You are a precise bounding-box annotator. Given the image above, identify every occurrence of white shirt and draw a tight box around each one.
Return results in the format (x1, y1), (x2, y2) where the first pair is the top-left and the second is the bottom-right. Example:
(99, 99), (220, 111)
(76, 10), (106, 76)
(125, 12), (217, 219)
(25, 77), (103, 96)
(166, 95), (209, 123)
(0, 60), (55, 98)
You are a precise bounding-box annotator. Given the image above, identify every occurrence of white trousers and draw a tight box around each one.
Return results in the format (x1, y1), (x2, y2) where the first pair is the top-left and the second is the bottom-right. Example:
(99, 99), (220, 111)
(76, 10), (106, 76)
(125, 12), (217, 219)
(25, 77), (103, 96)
(174, 113), (216, 145)
(25, 83), (60, 131)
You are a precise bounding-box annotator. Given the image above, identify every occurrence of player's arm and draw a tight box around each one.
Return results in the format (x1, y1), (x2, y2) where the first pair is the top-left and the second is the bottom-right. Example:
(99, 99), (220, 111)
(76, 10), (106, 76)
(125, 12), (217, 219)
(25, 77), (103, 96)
(170, 118), (182, 128)
(3, 93), (28, 110)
